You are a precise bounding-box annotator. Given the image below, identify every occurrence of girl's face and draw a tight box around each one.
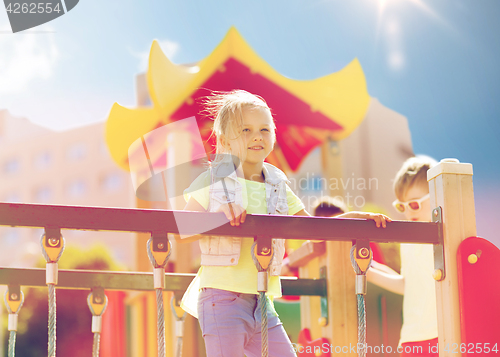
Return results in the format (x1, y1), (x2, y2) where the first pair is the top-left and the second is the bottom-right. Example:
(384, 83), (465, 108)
(226, 106), (275, 165)
(401, 183), (431, 222)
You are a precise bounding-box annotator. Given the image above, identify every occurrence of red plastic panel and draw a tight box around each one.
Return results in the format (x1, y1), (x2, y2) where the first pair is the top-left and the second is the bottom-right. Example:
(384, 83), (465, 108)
(100, 290), (127, 357)
(170, 58), (343, 171)
(457, 236), (500, 352)
(297, 328), (331, 357)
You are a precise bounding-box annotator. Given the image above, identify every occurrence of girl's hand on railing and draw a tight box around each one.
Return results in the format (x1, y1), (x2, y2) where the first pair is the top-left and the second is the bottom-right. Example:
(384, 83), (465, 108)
(338, 212), (392, 228)
(217, 203), (247, 226)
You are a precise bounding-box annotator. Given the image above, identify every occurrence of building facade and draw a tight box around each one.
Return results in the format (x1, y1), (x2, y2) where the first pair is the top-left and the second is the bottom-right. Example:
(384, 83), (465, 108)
(0, 110), (136, 270)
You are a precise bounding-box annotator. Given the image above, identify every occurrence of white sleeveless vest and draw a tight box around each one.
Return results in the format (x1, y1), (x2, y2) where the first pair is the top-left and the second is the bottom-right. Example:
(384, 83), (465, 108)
(199, 162), (290, 276)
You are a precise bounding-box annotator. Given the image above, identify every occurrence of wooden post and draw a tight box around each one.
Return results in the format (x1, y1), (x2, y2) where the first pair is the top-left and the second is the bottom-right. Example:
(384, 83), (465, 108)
(298, 257), (322, 340)
(319, 139), (358, 354)
(427, 158), (476, 356)
(166, 130), (201, 357)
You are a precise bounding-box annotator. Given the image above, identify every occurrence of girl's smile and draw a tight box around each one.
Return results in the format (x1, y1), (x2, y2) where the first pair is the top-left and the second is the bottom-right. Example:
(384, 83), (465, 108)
(227, 107), (275, 165)
(224, 106), (275, 181)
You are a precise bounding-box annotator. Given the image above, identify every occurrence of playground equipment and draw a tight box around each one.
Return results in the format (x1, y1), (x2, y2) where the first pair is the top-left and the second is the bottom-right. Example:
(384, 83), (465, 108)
(102, 26), (415, 355)
(0, 159), (499, 357)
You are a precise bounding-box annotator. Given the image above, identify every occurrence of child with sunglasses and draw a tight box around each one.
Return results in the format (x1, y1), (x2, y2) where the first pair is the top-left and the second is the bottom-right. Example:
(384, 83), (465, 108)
(367, 156), (439, 357)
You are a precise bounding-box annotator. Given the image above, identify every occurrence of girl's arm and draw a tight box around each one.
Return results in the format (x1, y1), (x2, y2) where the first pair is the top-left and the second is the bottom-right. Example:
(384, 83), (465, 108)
(366, 263), (404, 295)
(292, 210), (391, 244)
(293, 208), (402, 294)
(294, 209), (312, 217)
(175, 197), (247, 243)
(336, 211), (392, 228)
(294, 209), (391, 227)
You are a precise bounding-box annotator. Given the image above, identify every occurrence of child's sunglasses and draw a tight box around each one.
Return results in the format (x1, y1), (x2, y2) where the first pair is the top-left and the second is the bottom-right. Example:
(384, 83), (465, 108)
(392, 194), (430, 213)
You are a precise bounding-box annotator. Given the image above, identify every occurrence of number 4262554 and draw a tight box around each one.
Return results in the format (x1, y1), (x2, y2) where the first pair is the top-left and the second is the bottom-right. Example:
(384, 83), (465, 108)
(6, 3), (62, 14)
(444, 343), (499, 354)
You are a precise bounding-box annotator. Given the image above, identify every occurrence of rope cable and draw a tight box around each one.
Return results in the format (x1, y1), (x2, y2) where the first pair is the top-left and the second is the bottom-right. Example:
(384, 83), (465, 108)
(8, 331), (16, 357)
(250, 240), (274, 357)
(4, 290), (24, 357)
(171, 296), (187, 357)
(40, 234), (65, 357)
(87, 291), (108, 357)
(157, 288), (166, 357)
(48, 284), (56, 357)
(350, 245), (372, 357)
(147, 237), (171, 357)
(92, 332), (101, 357)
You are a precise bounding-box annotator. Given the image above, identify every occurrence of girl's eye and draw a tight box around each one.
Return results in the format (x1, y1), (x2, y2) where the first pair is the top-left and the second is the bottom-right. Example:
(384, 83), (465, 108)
(242, 128), (250, 132)
(261, 128), (269, 132)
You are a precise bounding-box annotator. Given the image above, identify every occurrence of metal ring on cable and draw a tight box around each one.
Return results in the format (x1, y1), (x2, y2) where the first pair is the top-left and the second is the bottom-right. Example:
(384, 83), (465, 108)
(40, 230), (65, 357)
(171, 296), (187, 357)
(250, 239), (274, 357)
(87, 289), (109, 319)
(87, 290), (108, 357)
(170, 296), (187, 323)
(350, 244), (373, 357)
(147, 236), (172, 289)
(40, 231), (65, 263)
(4, 289), (23, 357)
(147, 236), (172, 268)
(4, 288), (24, 335)
(4, 289), (24, 316)
(147, 234), (172, 357)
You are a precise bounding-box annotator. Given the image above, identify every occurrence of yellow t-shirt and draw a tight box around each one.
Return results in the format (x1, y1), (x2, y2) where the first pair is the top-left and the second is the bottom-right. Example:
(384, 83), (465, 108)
(181, 170), (305, 317)
(399, 243), (439, 344)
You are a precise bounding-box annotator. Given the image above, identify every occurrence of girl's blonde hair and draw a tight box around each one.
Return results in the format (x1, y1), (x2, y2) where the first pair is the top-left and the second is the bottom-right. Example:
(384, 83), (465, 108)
(393, 155), (438, 201)
(202, 90), (275, 164)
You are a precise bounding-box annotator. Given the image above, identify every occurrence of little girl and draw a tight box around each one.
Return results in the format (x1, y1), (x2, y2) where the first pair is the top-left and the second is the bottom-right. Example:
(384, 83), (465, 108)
(180, 90), (390, 357)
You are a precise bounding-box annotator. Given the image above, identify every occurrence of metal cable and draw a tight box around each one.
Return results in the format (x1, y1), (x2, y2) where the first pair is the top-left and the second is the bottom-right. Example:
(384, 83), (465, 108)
(40, 234), (65, 357)
(349, 245), (372, 357)
(147, 237), (171, 357)
(250, 241), (274, 357)
(48, 284), (56, 357)
(171, 296), (187, 357)
(5, 290), (24, 357)
(156, 281), (166, 357)
(8, 330), (16, 357)
(259, 291), (268, 357)
(92, 333), (101, 357)
(175, 336), (183, 357)
(87, 291), (108, 357)
(357, 294), (366, 357)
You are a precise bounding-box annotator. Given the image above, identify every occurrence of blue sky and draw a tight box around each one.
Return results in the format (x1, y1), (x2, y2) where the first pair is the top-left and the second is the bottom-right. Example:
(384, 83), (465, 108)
(1, 0), (499, 242)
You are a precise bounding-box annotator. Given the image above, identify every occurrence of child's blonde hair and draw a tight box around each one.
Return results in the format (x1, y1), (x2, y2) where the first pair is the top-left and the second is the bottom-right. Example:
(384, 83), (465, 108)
(393, 155), (438, 201)
(202, 90), (275, 164)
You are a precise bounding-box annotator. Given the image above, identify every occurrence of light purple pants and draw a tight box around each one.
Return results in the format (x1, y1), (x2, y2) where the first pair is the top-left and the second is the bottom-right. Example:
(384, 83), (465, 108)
(197, 288), (297, 357)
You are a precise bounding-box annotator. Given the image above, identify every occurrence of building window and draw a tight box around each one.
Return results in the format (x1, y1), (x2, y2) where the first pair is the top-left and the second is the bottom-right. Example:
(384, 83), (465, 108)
(34, 186), (52, 203)
(3, 158), (20, 174)
(101, 173), (123, 192)
(66, 143), (87, 161)
(100, 140), (110, 156)
(2, 229), (19, 245)
(67, 180), (86, 197)
(4, 192), (21, 203)
(34, 151), (52, 169)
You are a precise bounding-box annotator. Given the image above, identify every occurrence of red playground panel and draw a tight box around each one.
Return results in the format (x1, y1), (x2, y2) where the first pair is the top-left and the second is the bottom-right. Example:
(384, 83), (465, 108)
(297, 328), (331, 357)
(457, 236), (500, 352)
